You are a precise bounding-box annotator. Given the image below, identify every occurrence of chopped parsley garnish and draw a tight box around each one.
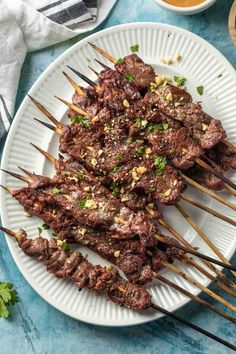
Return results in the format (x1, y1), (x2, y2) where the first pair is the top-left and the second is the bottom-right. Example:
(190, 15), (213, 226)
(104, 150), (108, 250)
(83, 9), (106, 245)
(77, 198), (87, 209)
(112, 166), (119, 173)
(197, 85), (204, 95)
(130, 44), (139, 53)
(0, 282), (19, 318)
(174, 76), (187, 87)
(135, 117), (142, 128)
(154, 156), (167, 176)
(42, 223), (49, 230)
(110, 182), (121, 197)
(116, 58), (125, 64)
(156, 123), (169, 131)
(71, 115), (89, 128)
(136, 146), (144, 155)
(146, 123), (154, 132)
(62, 243), (70, 251)
(115, 155), (121, 161)
(217, 74), (223, 78)
(51, 233), (57, 238)
(162, 80), (169, 88)
(52, 187), (61, 194)
(38, 227), (43, 235)
(124, 72), (135, 82)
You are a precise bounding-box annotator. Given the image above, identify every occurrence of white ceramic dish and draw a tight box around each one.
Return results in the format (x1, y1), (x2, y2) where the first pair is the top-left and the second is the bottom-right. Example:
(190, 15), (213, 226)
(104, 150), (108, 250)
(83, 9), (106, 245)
(153, 0), (216, 15)
(1, 22), (236, 326)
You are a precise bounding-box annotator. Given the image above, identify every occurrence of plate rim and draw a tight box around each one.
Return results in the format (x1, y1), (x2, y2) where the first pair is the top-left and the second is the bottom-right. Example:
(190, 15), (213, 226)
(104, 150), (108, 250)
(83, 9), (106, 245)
(1, 21), (236, 327)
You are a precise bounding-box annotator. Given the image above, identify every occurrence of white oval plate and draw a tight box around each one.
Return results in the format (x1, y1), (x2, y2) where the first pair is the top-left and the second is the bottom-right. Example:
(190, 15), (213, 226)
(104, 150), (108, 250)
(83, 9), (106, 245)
(1, 23), (236, 326)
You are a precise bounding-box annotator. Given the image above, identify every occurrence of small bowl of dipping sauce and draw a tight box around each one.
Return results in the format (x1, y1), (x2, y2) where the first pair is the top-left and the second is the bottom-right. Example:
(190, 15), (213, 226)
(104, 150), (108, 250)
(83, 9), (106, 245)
(153, 0), (216, 15)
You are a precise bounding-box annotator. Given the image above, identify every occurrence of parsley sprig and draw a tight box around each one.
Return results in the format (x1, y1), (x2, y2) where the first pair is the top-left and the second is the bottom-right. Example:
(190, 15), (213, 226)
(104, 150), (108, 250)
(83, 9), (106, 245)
(154, 156), (167, 176)
(0, 282), (19, 318)
(71, 115), (90, 128)
(174, 76), (187, 87)
(130, 44), (139, 53)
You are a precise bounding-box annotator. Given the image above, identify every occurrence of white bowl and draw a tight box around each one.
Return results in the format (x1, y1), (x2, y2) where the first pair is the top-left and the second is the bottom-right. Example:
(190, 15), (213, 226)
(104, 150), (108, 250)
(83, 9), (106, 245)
(153, 0), (217, 15)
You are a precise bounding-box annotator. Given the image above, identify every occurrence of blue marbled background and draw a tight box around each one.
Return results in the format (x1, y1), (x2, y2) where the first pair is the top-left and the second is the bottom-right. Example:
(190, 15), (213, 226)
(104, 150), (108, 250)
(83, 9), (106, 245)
(0, 0), (236, 353)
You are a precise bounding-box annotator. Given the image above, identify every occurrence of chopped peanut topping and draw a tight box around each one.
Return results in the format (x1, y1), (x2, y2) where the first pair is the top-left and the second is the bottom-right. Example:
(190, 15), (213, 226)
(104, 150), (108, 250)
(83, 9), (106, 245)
(114, 250), (121, 258)
(181, 147), (188, 154)
(83, 186), (91, 192)
(123, 99), (130, 108)
(85, 199), (98, 209)
(155, 76), (164, 86)
(86, 146), (94, 152)
(173, 179), (178, 186)
(57, 240), (63, 247)
(174, 53), (181, 61)
(202, 123), (208, 131)
(92, 115), (99, 122)
(146, 147), (152, 155)
(175, 102), (181, 108)
(91, 158), (97, 166)
(136, 166), (147, 174)
(164, 188), (172, 196)
(114, 216), (126, 224)
(166, 92), (173, 101)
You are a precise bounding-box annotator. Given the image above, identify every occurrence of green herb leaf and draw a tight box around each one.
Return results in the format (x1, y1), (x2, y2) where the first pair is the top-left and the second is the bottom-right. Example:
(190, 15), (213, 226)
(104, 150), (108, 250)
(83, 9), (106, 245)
(51, 233), (57, 238)
(197, 85), (204, 95)
(52, 187), (61, 194)
(112, 166), (119, 173)
(124, 73), (135, 82)
(135, 117), (142, 128)
(136, 147), (144, 155)
(217, 74), (223, 78)
(42, 223), (49, 230)
(77, 199), (87, 209)
(174, 76), (187, 87)
(154, 156), (167, 176)
(156, 123), (169, 131)
(71, 115), (90, 128)
(38, 227), (42, 235)
(110, 182), (121, 198)
(130, 44), (139, 53)
(146, 123), (154, 132)
(115, 155), (121, 161)
(116, 58), (125, 64)
(62, 243), (70, 251)
(0, 282), (19, 318)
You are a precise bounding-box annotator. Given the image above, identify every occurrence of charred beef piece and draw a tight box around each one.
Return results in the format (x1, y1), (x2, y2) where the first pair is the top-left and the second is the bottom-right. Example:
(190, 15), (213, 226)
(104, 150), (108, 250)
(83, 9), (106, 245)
(146, 84), (226, 149)
(17, 229), (151, 310)
(186, 165), (224, 190)
(115, 54), (156, 89)
(69, 87), (101, 117)
(206, 142), (236, 171)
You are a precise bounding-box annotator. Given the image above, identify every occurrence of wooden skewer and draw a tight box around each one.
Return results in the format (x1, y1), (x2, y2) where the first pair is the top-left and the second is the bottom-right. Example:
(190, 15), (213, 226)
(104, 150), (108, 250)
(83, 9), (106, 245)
(88, 42), (117, 64)
(63, 72), (85, 96)
(181, 173), (236, 211)
(94, 59), (110, 70)
(34, 118), (60, 133)
(159, 217), (236, 290)
(196, 157), (236, 191)
(28, 95), (62, 130)
(180, 194), (236, 227)
(88, 66), (99, 76)
(67, 65), (100, 90)
(1, 169), (30, 183)
(1, 226), (235, 351)
(176, 204), (236, 278)
(225, 184), (236, 197)
(224, 139), (236, 153)
(156, 234), (236, 271)
(162, 261), (236, 313)
(54, 96), (89, 117)
(30, 143), (56, 163)
(154, 273), (236, 324)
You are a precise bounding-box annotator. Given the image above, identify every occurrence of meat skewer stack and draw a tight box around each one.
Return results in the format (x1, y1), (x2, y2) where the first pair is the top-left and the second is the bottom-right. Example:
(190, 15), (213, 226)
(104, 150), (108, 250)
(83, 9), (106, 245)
(2, 44), (236, 350)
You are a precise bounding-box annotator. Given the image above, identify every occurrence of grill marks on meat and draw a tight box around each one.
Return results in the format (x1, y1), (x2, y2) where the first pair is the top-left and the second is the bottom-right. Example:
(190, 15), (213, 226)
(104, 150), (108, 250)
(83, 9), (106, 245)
(186, 165), (224, 190)
(149, 83), (226, 149)
(115, 54), (156, 89)
(17, 229), (151, 310)
(207, 142), (236, 171)
(70, 87), (100, 117)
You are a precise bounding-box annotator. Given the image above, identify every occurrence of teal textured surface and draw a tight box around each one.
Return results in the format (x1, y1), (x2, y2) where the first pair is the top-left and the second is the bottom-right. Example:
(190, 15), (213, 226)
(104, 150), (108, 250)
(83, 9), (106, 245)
(0, 0), (236, 353)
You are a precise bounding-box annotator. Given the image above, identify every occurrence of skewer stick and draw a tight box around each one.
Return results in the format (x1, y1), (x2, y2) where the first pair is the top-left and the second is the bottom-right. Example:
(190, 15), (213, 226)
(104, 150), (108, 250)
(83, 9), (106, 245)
(175, 204), (236, 278)
(225, 184), (236, 197)
(156, 234), (236, 271)
(30, 143), (56, 163)
(54, 96), (89, 117)
(63, 72), (84, 96)
(1, 226), (235, 351)
(181, 173), (236, 211)
(162, 261), (236, 313)
(28, 95), (62, 130)
(0, 185), (14, 194)
(154, 273), (236, 324)
(223, 139), (236, 153)
(181, 255), (236, 298)
(34, 118), (60, 133)
(196, 157), (236, 191)
(1, 169), (30, 183)
(88, 66), (99, 76)
(180, 194), (236, 227)
(88, 42), (117, 64)
(67, 65), (100, 90)
(94, 59), (110, 70)
(159, 217), (236, 289)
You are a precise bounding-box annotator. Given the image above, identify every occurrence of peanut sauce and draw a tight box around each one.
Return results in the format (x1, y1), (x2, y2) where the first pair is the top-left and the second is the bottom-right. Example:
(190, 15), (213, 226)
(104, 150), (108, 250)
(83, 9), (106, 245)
(164, 0), (206, 7)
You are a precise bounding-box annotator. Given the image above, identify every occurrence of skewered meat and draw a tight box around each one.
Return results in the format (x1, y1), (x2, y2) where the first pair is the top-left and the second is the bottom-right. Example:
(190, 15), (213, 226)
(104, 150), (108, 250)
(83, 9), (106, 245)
(17, 229), (151, 310)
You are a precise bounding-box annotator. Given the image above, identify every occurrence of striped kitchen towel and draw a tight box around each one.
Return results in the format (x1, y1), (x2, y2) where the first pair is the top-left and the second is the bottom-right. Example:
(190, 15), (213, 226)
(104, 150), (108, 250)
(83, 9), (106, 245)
(0, 0), (116, 141)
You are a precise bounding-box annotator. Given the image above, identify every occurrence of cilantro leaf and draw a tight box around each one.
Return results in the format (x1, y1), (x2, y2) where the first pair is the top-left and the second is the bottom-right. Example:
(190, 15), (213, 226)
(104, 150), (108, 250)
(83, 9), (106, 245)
(0, 282), (19, 318)
(130, 44), (139, 53)
(154, 156), (167, 176)
(112, 166), (119, 173)
(174, 76), (187, 87)
(116, 58), (125, 64)
(135, 117), (142, 128)
(38, 227), (43, 235)
(197, 85), (204, 95)
(71, 115), (90, 128)
(42, 223), (49, 230)
(124, 73), (135, 82)
(77, 199), (87, 209)
(110, 182), (121, 197)
(62, 243), (70, 251)
(52, 187), (61, 194)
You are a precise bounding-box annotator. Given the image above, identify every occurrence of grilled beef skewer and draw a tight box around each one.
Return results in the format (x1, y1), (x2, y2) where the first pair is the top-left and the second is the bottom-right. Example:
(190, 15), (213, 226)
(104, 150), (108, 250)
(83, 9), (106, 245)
(1, 226), (235, 350)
